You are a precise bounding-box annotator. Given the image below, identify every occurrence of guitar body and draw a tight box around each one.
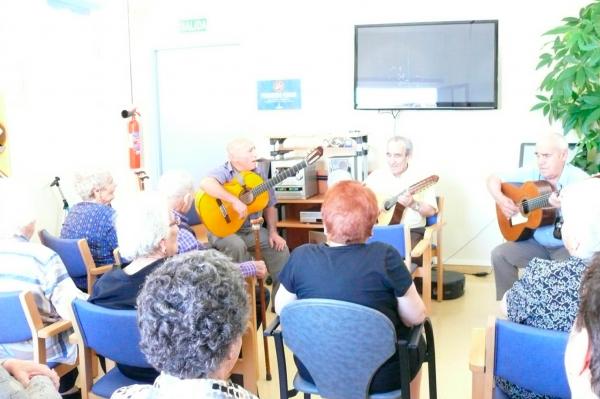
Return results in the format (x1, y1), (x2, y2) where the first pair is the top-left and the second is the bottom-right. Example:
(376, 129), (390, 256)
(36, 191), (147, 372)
(497, 180), (557, 242)
(197, 171), (270, 238)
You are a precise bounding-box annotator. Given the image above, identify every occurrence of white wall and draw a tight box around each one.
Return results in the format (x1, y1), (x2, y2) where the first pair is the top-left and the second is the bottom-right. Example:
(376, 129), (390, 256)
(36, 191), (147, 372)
(127, 0), (590, 266)
(1, 0), (590, 264)
(0, 0), (133, 235)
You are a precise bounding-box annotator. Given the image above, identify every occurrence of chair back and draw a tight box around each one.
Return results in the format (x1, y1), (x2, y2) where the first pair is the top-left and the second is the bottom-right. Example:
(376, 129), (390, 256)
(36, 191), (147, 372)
(39, 229), (88, 290)
(491, 318), (570, 398)
(280, 299), (397, 399)
(0, 291), (32, 343)
(368, 224), (412, 268)
(185, 203), (201, 225)
(71, 299), (150, 368)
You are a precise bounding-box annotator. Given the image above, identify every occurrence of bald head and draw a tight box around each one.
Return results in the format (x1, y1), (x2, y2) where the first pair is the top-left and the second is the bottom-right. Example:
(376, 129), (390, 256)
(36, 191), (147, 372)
(535, 132), (569, 181)
(227, 138), (257, 171)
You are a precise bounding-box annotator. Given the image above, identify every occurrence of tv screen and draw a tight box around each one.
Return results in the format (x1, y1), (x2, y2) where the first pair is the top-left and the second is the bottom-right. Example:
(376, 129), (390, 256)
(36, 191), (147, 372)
(354, 20), (498, 110)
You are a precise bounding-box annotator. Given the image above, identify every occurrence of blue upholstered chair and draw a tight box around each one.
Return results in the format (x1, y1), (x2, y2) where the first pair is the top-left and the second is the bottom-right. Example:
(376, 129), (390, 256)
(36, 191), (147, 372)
(265, 299), (437, 399)
(367, 224), (433, 313)
(71, 299), (152, 399)
(470, 316), (570, 399)
(39, 229), (112, 294)
(0, 291), (76, 377)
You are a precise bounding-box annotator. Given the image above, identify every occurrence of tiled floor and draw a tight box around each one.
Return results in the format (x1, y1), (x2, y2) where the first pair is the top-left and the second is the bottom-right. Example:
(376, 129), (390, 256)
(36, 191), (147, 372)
(254, 270), (498, 399)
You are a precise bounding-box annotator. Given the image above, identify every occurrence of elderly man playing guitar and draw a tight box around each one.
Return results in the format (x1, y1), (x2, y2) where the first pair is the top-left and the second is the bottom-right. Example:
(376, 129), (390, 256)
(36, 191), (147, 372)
(487, 132), (588, 300)
(365, 136), (438, 264)
(199, 138), (289, 296)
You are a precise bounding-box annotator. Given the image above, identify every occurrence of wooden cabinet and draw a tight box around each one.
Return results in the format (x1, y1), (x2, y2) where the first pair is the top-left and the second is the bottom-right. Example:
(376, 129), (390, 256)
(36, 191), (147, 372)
(277, 194), (325, 250)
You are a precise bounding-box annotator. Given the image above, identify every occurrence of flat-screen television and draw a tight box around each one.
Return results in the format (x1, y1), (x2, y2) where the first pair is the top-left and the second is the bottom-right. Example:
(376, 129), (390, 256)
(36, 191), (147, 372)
(354, 20), (498, 110)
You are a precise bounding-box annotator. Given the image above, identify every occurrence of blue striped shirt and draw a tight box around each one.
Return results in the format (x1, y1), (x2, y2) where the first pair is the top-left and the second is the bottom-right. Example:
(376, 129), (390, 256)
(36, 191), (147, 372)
(0, 236), (88, 364)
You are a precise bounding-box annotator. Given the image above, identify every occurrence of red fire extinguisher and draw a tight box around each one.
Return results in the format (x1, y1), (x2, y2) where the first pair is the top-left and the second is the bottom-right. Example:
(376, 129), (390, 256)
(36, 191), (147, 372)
(123, 109), (142, 169)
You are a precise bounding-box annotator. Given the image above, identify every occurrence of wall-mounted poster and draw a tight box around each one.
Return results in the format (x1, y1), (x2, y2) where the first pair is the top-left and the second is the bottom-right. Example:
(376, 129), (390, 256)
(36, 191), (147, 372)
(257, 79), (301, 110)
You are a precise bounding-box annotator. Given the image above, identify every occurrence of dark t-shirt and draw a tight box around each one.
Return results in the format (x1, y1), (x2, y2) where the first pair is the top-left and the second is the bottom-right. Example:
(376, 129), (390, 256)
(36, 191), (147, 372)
(89, 258), (165, 310)
(279, 242), (413, 338)
(88, 258), (165, 383)
(278, 242), (416, 393)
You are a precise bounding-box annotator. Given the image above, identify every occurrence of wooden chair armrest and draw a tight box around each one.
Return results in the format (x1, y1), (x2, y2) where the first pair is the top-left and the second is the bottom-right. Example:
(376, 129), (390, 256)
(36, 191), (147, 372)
(89, 265), (114, 275)
(37, 320), (73, 339)
(411, 228), (433, 258)
(469, 327), (486, 373)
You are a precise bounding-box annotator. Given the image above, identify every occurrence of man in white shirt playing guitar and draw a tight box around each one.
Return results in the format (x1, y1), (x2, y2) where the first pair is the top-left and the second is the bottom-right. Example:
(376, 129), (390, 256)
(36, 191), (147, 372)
(365, 136), (438, 263)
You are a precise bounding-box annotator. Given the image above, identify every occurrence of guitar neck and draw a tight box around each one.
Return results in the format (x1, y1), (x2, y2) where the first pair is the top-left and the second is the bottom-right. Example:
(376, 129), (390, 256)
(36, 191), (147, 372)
(522, 192), (552, 211)
(251, 160), (308, 197)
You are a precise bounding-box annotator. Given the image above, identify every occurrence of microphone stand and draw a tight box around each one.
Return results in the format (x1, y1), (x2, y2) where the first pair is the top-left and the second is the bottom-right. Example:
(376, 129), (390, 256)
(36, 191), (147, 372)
(50, 177), (69, 216)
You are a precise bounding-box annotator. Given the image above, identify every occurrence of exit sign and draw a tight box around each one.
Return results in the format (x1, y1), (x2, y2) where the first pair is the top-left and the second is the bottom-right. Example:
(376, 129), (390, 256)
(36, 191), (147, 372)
(180, 18), (207, 33)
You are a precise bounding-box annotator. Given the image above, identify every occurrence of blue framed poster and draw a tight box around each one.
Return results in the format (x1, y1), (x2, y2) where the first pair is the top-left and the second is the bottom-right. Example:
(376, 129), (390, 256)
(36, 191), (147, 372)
(257, 79), (302, 110)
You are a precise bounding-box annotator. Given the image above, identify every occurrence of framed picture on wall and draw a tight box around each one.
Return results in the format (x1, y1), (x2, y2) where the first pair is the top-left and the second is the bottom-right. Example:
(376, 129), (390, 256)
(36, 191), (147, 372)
(519, 142), (578, 167)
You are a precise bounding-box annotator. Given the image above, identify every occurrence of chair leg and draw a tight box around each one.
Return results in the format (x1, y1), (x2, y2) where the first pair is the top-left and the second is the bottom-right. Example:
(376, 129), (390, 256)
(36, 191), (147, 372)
(436, 247), (444, 302)
(424, 319), (437, 399)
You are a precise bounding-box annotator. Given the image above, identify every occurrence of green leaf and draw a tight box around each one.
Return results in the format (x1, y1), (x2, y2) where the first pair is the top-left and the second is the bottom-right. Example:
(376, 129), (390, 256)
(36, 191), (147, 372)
(582, 107), (600, 130)
(582, 95), (600, 105)
(543, 104), (550, 117)
(531, 102), (546, 111)
(557, 66), (578, 81)
(576, 68), (587, 87)
(544, 25), (573, 35)
(562, 17), (579, 23)
(536, 95), (548, 102)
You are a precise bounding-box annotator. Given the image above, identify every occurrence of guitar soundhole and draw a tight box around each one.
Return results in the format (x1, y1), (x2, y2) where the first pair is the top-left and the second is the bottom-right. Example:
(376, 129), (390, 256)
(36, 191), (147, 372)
(239, 190), (254, 205)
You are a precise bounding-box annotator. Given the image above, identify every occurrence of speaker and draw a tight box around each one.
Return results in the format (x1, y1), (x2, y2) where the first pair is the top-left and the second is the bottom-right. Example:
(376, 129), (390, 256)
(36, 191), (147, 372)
(414, 270), (465, 300)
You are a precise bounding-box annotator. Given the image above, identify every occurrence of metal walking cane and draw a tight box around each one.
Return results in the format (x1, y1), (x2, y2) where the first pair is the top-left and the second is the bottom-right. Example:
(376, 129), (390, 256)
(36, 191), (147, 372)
(250, 217), (272, 380)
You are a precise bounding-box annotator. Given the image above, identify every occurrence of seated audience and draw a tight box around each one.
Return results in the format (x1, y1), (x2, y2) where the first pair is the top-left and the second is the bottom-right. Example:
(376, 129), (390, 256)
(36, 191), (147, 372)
(88, 192), (178, 382)
(60, 168), (118, 270)
(0, 358), (60, 399)
(565, 254), (600, 398)
(275, 180), (427, 398)
(111, 250), (259, 399)
(0, 179), (87, 397)
(497, 178), (600, 398)
(157, 169), (269, 325)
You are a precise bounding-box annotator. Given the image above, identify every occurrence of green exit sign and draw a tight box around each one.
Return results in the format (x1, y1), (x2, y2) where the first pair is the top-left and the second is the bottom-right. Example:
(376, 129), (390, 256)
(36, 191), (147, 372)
(180, 18), (207, 33)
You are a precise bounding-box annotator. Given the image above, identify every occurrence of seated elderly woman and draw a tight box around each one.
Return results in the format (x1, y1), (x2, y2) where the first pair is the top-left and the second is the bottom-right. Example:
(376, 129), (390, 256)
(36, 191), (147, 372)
(274, 180), (427, 398)
(497, 178), (600, 398)
(565, 253), (600, 398)
(111, 250), (258, 399)
(60, 168), (118, 271)
(158, 169), (269, 326)
(88, 191), (178, 382)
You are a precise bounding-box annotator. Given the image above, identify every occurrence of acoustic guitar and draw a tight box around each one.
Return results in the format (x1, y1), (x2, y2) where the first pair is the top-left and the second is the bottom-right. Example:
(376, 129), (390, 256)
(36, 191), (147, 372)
(496, 180), (557, 242)
(376, 175), (439, 225)
(196, 146), (323, 238)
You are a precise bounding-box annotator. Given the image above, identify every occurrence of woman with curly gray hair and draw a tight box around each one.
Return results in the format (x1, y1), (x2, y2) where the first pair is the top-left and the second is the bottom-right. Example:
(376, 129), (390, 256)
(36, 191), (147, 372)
(60, 168), (118, 274)
(111, 250), (258, 399)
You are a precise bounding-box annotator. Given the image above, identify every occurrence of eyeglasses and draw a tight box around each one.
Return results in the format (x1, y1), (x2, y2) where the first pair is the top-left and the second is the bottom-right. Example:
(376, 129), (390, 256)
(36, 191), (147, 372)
(169, 214), (181, 227)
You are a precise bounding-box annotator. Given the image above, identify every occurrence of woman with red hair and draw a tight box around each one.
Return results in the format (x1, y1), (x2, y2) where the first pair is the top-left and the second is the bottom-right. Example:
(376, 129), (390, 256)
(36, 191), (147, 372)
(275, 180), (427, 398)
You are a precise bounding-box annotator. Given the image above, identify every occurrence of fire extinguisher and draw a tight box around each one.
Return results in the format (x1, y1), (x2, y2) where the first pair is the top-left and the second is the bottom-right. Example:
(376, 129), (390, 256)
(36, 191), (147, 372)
(122, 109), (141, 169)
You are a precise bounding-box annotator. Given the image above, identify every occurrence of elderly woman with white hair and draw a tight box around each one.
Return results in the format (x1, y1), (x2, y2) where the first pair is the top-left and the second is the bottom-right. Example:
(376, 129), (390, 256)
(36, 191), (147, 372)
(497, 177), (600, 399)
(88, 191), (178, 382)
(111, 250), (258, 399)
(60, 168), (118, 270)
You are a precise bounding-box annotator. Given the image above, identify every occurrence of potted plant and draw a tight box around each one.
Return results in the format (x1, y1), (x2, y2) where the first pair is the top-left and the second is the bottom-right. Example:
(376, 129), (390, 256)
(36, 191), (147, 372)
(532, 0), (600, 174)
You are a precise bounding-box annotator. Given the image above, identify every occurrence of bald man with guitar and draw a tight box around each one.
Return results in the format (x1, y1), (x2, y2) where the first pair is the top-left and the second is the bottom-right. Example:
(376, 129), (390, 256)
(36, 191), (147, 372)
(199, 138), (290, 296)
(487, 133), (588, 300)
